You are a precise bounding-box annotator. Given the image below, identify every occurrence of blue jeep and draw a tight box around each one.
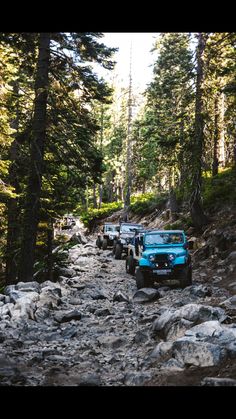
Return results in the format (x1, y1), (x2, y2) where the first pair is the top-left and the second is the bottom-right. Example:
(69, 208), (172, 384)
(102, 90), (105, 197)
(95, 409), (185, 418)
(135, 230), (192, 289)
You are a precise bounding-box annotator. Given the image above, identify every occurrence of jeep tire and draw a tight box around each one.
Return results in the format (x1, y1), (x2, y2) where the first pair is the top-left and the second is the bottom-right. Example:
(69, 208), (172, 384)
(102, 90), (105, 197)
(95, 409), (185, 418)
(112, 240), (117, 255)
(178, 266), (192, 288)
(115, 243), (122, 259)
(102, 238), (108, 250)
(136, 268), (153, 289)
(126, 255), (135, 275)
(96, 237), (102, 249)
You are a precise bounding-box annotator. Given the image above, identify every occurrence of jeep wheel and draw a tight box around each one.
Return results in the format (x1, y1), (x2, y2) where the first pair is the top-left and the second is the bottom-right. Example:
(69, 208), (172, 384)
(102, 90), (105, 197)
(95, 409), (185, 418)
(115, 243), (122, 260)
(126, 255), (135, 275)
(96, 237), (102, 249)
(112, 240), (117, 255)
(102, 238), (108, 250)
(178, 266), (192, 288)
(136, 268), (153, 289)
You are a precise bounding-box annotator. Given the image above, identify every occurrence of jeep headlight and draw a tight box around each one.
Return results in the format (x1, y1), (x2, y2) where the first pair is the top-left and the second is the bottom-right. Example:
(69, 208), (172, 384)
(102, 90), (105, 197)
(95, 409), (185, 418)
(168, 253), (176, 261)
(149, 255), (155, 262)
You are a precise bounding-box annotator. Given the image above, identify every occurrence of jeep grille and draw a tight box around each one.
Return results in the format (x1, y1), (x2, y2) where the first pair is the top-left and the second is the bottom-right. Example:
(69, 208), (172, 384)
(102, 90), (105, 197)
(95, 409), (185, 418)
(154, 254), (170, 268)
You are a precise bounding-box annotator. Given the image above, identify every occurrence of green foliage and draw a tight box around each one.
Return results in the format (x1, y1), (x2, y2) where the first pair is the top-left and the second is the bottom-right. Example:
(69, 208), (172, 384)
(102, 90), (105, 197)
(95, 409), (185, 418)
(79, 201), (123, 227)
(164, 216), (193, 231)
(202, 167), (236, 210)
(133, 33), (195, 192)
(130, 192), (168, 215)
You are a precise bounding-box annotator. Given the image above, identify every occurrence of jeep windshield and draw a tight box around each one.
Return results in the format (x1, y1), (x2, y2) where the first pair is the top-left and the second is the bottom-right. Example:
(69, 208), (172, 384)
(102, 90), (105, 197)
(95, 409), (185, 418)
(105, 225), (120, 232)
(144, 232), (184, 246)
(121, 225), (143, 233)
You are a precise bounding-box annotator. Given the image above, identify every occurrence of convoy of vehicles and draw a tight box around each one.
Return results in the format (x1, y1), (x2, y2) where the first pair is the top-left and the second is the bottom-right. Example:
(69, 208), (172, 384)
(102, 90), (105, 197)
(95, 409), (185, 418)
(96, 222), (193, 290)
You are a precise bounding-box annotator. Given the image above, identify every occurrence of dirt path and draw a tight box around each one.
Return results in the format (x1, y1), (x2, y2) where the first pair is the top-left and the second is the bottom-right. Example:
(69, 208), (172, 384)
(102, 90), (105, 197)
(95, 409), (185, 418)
(0, 235), (236, 386)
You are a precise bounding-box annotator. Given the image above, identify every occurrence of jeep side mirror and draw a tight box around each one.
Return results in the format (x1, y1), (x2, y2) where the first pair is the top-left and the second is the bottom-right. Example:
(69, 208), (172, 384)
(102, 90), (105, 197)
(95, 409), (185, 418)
(183, 242), (188, 249)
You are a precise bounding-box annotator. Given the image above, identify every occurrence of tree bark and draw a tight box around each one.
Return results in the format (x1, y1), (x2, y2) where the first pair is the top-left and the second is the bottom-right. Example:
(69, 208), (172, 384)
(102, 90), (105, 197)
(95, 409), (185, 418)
(6, 81), (21, 284)
(190, 33), (209, 230)
(18, 33), (50, 282)
(46, 220), (54, 282)
(93, 183), (97, 208)
(212, 92), (220, 176)
(124, 49), (132, 210)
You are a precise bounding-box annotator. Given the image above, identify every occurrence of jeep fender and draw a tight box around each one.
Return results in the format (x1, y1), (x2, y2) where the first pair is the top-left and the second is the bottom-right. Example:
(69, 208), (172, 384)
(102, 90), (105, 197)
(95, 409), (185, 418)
(174, 255), (188, 266)
(139, 258), (150, 267)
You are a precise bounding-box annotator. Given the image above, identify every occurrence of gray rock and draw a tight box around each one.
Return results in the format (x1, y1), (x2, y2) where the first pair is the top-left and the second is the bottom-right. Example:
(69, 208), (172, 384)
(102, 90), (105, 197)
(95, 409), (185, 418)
(173, 338), (227, 367)
(113, 291), (129, 303)
(220, 296), (236, 310)
(190, 285), (212, 298)
(57, 267), (77, 278)
(94, 308), (111, 317)
(34, 306), (51, 322)
(133, 288), (160, 303)
(37, 287), (61, 309)
(201, 377), (236, 386)
(77, 373), (101, 386)
(152, 304), (226, 340)
(16, 281), (41, 293)
(54, 309), (82, 323)
(146, 341), (173, 364)
(123, 372), (152, 386)
(97, 335), (126, 349)
(134, 329), (150, 344)
(160, 357), (185, 371)
(227, 251), (236, 263)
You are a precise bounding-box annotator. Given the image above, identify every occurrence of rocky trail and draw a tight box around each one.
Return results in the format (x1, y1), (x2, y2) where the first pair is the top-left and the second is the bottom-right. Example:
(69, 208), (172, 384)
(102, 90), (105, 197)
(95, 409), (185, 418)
(1, 212), (236, 386)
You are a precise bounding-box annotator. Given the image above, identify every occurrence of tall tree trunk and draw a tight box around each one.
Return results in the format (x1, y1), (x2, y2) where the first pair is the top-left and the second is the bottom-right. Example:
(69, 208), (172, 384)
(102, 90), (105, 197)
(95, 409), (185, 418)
(6, 81), (21, 284)
(142, 181), (146, 194)
(98, 105), (104, 208)
(46, 219), (54, 282)
(218, 92), (225, 168)
(169, 188), (179, 221)
(212, 92), (220, 176)
(178, 104), (185, 187)
(190, 33), (209, 230)
(93, 183), (97, 208)
(98, 184), (103, 208)
(124, 46), (132, 211)
(18, 33), (50, 282)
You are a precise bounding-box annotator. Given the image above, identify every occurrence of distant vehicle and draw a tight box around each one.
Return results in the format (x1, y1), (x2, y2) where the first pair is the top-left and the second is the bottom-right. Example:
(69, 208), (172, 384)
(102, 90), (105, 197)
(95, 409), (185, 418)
(61, 216), (76, 230)
(113, 222), (143, 259)
(134, 230), (193, 289)
(96, 223), (120, 250)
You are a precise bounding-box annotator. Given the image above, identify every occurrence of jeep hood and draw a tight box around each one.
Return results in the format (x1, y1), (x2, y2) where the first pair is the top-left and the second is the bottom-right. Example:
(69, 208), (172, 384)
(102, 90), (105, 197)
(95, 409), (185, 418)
(142, 246), (186, 258)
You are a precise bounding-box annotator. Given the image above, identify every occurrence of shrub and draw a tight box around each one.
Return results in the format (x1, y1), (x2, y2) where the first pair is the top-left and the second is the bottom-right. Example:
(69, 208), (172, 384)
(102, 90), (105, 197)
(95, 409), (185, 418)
(130, 193), (167, 215)
(79, 201), (123, 227)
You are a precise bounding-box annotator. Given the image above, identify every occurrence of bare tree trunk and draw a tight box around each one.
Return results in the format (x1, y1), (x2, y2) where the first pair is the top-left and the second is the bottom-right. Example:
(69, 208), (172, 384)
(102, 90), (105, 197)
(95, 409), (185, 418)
(93, 183), (97, 208)
(98, 184), (103, 208)
(142, 181), (146, 194)
(212, 92), (220, 176)
(18, 33), (50, 282)
(6, 80), (21, 284)
(124, 45), (132, 211)
(46, 220), (54, 281)
(169, 188), (179, 221)
(190, 33), (209, 230)
(178, 106), (185, 187)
